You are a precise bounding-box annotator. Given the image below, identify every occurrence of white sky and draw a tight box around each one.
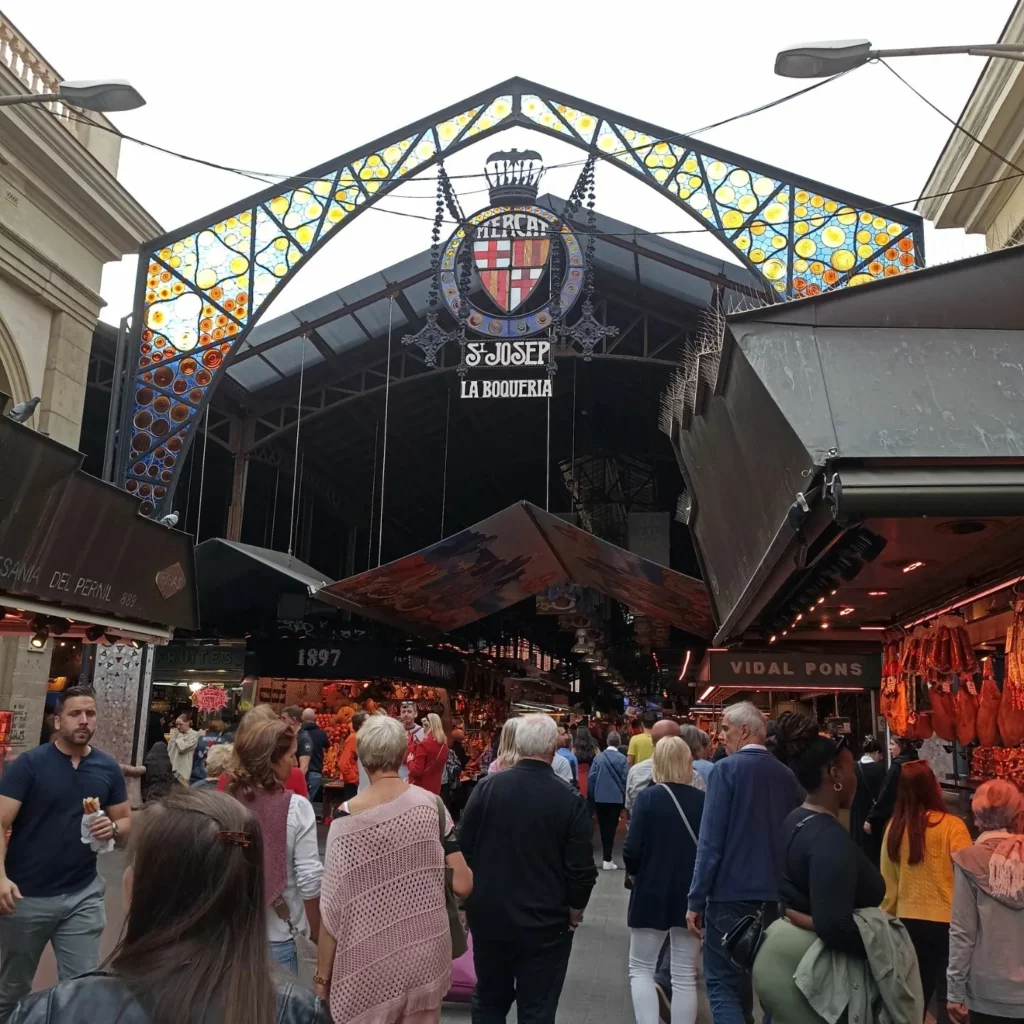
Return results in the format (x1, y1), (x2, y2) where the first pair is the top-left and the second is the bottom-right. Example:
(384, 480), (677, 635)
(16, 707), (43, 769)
(8, 0), (1012, 324)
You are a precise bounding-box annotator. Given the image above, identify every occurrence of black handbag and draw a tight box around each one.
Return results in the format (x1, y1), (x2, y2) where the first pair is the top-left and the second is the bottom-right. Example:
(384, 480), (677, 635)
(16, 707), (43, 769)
(721, 902), (770, 972)
(721, 813), (815, 972)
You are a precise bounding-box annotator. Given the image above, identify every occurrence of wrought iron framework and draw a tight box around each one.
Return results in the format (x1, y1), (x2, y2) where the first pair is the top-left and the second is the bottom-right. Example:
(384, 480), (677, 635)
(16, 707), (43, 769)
(120, 77), (925, 515)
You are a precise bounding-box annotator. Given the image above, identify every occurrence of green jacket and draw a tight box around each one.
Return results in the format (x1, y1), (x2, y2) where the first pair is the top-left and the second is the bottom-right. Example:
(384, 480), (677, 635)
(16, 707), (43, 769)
(794, 907), (923, 1024)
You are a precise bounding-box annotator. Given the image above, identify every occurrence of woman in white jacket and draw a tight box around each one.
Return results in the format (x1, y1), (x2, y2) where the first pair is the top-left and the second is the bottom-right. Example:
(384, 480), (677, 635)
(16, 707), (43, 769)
(225, 710), (323, 973)
(167, 714), (201, 786)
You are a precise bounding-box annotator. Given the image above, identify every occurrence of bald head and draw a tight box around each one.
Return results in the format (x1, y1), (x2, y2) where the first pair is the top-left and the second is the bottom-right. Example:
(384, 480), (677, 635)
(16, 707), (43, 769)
(301, 708), (316, 723)
(651, 719), (681, 744)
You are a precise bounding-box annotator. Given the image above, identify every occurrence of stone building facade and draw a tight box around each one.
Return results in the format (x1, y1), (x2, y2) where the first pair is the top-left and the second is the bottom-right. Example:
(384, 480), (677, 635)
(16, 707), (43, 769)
(0, 14), (161, 754)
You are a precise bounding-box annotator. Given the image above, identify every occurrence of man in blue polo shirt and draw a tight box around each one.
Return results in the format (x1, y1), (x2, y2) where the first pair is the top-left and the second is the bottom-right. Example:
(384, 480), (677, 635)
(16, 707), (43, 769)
(0, 685), (131, 1022)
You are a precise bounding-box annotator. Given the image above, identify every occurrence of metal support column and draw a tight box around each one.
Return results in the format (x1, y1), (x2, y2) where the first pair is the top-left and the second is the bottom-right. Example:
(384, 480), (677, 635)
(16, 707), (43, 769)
(225, 418), (256, 542)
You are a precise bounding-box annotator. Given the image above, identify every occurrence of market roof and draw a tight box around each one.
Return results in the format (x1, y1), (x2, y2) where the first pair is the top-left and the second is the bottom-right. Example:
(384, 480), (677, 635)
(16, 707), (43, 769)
(223, 194), (763, 395)
(315, 501), (714, 640)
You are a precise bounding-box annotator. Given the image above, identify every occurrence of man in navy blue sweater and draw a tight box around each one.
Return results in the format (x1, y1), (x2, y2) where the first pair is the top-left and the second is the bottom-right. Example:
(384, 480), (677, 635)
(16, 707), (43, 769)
(686, 702), (802, 1024)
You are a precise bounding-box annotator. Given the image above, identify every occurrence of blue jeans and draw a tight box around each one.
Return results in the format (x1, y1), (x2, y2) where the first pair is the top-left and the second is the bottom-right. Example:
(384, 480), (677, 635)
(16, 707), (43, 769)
(702, 901), (757, 1024)
(0, 875), (106, 1023)
(306, 771), (323, 804)
(270, 938), (298, 974)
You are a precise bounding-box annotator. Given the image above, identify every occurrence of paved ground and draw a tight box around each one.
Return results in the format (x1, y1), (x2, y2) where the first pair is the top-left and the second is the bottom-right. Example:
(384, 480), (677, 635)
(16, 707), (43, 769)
(31, 821), (713, 1024)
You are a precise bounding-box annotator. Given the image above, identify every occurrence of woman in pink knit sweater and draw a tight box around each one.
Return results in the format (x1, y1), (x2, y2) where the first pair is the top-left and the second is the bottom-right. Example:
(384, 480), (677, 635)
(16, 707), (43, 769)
(316, 715), (472, 1024)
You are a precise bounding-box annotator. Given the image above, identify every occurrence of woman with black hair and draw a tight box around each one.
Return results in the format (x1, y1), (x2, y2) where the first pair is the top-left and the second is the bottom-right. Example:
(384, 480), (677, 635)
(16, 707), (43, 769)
(849, 737), (887, 864)
(752, 714), (887, 1024)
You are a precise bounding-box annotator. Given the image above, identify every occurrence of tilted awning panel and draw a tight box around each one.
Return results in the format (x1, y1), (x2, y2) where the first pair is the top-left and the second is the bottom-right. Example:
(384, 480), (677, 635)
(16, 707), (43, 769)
(316, 502), (714, 639)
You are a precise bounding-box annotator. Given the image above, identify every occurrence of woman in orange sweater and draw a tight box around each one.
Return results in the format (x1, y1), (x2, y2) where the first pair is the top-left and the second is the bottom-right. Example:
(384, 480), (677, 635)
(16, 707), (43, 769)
(881, 760), (971, 1017)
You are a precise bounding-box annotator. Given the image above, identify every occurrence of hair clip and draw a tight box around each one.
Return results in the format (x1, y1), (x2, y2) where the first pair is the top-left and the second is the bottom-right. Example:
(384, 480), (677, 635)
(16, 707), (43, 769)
(216, 830), (250, 848)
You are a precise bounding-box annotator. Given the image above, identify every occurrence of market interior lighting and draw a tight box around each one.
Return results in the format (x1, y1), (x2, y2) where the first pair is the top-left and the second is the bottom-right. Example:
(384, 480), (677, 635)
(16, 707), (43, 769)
(188, 682), (204, 692)
(860, 626), (887, 631)
(677, 649), (692, 681)
(769, 635), (777, 644)
(867, 590), (888, 597)
(839, 607), (855, 617)
(29, 629), (49, 649)
(902, 561), (926, 573)
(816, 597), (825, 605)
(699, 686), (715, 701)
(821, 621), (830, 630)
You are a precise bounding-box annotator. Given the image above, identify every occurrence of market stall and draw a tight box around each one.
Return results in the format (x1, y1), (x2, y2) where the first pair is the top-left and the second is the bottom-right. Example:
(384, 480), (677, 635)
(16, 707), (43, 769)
(666, 246), (1024, 789)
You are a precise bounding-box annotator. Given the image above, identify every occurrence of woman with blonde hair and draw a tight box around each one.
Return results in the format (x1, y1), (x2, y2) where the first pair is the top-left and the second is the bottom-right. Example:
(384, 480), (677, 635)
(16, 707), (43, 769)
(488, 719), (520, 775)
(191, 743), (233, 791)
(408, 712), (449, 795)
(947, 779), (1024, 1024)
(623, 737), (705, 1024)
(317, 715), (472, 1024)
(224, 712), (322, 975)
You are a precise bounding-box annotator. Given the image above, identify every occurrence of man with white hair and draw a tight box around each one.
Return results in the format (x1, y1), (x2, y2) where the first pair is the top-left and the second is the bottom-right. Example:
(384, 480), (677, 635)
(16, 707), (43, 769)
(686, 701), (803, 1024)
(459, 713), (597, 1024)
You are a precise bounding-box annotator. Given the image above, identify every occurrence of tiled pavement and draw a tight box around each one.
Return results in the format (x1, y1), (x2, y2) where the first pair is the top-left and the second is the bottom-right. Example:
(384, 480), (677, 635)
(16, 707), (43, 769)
(30, 821), (715, 1024)
(441, 824), (715, 1024)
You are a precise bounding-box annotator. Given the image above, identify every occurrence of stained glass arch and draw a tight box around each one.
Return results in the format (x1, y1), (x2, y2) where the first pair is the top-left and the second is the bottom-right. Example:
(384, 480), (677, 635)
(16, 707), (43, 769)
(121, 77), (924, 513)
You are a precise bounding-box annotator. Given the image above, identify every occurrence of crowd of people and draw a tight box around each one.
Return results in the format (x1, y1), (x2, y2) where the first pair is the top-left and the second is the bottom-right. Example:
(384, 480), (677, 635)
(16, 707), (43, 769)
(0, 688), (1022, 1024)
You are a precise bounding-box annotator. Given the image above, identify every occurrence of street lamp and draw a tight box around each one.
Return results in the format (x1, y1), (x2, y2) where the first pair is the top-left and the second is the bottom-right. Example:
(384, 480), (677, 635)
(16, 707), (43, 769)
(0, 79), (145, 112)
(775, 39), (1024, 78)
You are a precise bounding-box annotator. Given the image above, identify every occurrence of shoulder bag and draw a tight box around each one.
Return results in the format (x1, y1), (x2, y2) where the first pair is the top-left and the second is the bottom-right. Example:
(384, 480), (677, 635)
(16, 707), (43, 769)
(721, 812), (815, 973)
(435, 796), (467, 959)
(625, 782), (698, 891)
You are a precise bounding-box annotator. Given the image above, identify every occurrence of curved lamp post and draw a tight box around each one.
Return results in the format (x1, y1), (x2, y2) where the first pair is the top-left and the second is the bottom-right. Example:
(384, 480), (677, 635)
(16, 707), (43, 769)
(0, 79), (145, 112)
(775, 39), (1024, 78)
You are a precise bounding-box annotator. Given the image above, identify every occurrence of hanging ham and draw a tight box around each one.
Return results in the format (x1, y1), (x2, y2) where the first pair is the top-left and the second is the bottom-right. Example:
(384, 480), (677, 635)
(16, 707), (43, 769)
(998, 675), (1024, 747)
(956, 685), (979, 747)
(976, 664), (1003, 748)
(930, 686), (957, 742)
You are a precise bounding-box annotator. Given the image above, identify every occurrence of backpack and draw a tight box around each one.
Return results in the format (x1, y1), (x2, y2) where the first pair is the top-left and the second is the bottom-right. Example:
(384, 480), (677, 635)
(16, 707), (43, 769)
(442, 747), (463, 790)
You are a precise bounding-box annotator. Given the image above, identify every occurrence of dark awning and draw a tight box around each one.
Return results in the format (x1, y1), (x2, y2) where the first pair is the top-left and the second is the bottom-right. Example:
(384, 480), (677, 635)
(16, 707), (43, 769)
(0, 418), (197, 635)
(194, 539), (334, 627)
(670, 246), (1024, 642)
(315, 501), (714, 639)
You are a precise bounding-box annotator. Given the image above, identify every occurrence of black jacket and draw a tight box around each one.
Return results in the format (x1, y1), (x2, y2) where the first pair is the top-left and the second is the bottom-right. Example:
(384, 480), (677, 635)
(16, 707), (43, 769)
(11, 974), (329, 1023)
(459, 758), (597, 942)
(623, 781), (704, 930)
(867, 752), (919, 833)
(849, 758), (886, 860)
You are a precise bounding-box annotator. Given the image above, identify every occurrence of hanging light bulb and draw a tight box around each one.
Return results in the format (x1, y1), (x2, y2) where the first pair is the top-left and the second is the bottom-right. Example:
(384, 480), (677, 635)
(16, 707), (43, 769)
(571, 629), (589, 655)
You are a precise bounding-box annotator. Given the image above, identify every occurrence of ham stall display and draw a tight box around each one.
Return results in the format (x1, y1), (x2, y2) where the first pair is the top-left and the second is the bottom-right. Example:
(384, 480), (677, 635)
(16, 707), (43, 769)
(882, 611), (1024, 788)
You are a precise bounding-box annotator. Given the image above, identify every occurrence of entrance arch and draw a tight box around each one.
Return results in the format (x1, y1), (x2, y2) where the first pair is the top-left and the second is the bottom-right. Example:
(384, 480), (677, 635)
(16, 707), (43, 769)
(120, 77), (925, 513)
(0, 308), (31, 410)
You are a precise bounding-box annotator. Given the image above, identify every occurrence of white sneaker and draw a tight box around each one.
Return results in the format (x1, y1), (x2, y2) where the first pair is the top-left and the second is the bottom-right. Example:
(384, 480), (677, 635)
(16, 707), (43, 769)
(602, 860), (618, 871)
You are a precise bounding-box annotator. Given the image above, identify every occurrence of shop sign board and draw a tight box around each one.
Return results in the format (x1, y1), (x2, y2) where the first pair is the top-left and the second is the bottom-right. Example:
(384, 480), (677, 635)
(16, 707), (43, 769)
(152, 644), (246, 681)
(252, 643), (462, 686)
(707, 650), (881, 689)
(0, 419), (198, 629)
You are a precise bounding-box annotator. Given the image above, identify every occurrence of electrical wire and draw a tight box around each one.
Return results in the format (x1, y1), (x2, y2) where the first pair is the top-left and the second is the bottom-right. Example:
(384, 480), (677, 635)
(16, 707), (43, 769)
(59, 82), (1024, 245)
(63, 74), (850, 193)
(878, 58), (1024, 189)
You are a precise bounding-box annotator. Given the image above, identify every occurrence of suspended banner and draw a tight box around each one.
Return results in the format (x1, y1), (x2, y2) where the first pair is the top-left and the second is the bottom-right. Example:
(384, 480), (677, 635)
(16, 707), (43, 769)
(315, 502), (714, 639)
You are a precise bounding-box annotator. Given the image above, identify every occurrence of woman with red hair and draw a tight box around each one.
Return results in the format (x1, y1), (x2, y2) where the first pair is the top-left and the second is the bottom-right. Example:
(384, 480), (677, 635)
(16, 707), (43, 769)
(880, 760), (971, 1017)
